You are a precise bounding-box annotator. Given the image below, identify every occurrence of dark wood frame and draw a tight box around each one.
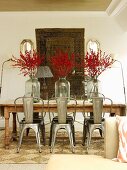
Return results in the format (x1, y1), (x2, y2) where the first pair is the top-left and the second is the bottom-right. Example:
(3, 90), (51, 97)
(35, 28), (85, 99)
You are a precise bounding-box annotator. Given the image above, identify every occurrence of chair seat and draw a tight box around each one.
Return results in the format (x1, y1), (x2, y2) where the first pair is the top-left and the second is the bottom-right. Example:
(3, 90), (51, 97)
(85, 117), (105, 124)
(52, 116), (74, 123)
(22, 116), (44, 122)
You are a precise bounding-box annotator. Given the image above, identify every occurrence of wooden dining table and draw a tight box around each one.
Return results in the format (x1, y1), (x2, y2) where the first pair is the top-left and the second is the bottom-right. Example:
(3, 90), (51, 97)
(0, 99), (126, 149)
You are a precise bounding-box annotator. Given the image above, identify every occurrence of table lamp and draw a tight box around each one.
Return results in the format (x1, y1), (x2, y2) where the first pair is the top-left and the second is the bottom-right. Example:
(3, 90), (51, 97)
(36, 66), (53, 99)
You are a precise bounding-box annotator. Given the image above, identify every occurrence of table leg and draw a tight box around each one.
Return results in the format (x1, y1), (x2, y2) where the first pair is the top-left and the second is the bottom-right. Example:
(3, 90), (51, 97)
(121, 107), (126, 116)
(4, 107), (10, 149)
(12, 112), (17, 140)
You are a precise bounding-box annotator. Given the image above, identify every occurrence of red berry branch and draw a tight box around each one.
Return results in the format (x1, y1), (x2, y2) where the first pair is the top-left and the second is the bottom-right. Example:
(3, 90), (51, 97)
(49, 49), (75, 78)
(80, 50), (115, 78)
(12, 50), (44, 77)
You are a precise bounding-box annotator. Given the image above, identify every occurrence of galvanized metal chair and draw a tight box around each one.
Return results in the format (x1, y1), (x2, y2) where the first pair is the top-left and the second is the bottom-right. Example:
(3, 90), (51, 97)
(48, 97), (77, 153)
(14, 96), (45, 153)
(82, 94), (113, 152)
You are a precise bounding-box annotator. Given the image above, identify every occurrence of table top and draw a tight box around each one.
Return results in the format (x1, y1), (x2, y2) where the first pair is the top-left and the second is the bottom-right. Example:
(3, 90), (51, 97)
(0, 99), (125, 107)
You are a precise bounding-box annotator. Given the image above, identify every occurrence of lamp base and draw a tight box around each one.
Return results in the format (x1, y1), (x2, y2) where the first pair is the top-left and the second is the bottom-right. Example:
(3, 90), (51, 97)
(41, 81), (48, 100)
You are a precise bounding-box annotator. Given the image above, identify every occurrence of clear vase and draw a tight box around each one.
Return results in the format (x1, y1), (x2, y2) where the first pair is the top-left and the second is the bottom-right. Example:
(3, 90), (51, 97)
(55, 77), (70, 98)
(87, 78), (100, 99)
(25, 77), (40, 102)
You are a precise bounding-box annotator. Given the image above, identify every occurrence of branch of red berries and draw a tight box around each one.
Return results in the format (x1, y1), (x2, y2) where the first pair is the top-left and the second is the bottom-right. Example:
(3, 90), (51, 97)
(49, 49), (75, 78)
(12, 50), (44, 77)
(80, 50), (115, 78)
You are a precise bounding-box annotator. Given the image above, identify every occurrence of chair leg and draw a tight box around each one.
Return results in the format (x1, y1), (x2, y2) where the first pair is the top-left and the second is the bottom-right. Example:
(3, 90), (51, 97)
(65, 125), (75, 153)
(97, 124), (104, 137)
(86, 125), (95, 152)
(34, 126), (42, 153)
(82, 120), (87, 146)
(17, 126), (26, 153)
(26, 128), (30, 136)
(100, 124), (104, 137)
(69, 121), (75, 146)
(50, 125), (58, 153)
(49, 122), (53, 146)
(40, 123), (46, 146)
(99, 129), (103, 137)
(72, 124), (76, 146)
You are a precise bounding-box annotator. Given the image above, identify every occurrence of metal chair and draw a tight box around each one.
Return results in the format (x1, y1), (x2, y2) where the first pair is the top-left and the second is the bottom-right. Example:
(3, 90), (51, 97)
(48, 97), (77, 153)
(82, 94), (113, 152)
(14, 96), (45, 153)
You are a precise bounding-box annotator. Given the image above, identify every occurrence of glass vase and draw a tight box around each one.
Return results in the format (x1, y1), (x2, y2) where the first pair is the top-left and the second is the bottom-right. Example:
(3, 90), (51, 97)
(55, 77), (70, 98)
(25, 77), (40, 102)
(87, 78), (100, 99)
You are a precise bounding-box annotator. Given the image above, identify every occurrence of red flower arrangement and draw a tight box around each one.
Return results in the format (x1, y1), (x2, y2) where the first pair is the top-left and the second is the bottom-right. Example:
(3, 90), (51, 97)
(12, 50), (44, 77)
(82, 50), (115, 78)
(49, 49), (75, 78)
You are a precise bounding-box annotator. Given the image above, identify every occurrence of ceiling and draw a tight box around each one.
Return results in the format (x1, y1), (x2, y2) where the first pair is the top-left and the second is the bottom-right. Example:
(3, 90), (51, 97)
(0, 0), (112, 11)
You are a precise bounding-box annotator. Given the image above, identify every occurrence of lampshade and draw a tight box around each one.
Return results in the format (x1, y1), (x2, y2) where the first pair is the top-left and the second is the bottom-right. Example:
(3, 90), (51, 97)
(36, 66), (53, 78)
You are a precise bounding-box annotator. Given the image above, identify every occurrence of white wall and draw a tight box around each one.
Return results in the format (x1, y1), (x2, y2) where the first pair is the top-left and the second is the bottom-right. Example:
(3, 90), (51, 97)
(0, 11), (127, 103)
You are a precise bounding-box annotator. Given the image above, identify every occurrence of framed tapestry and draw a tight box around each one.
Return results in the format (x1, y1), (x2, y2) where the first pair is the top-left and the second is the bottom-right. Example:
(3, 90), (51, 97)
(35, 28), (85, 99)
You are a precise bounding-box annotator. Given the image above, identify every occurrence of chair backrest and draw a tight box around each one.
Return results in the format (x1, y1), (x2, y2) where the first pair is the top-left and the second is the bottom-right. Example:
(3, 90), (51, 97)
(23, 96), (33, 123)
(14, 96), (35, 124)
(92, 96), (103, 124)
(56, 97), (68, 124)
(82, 92), (113, 122)
(92, 94), (113, 123)
(48, 97), (77, 124)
